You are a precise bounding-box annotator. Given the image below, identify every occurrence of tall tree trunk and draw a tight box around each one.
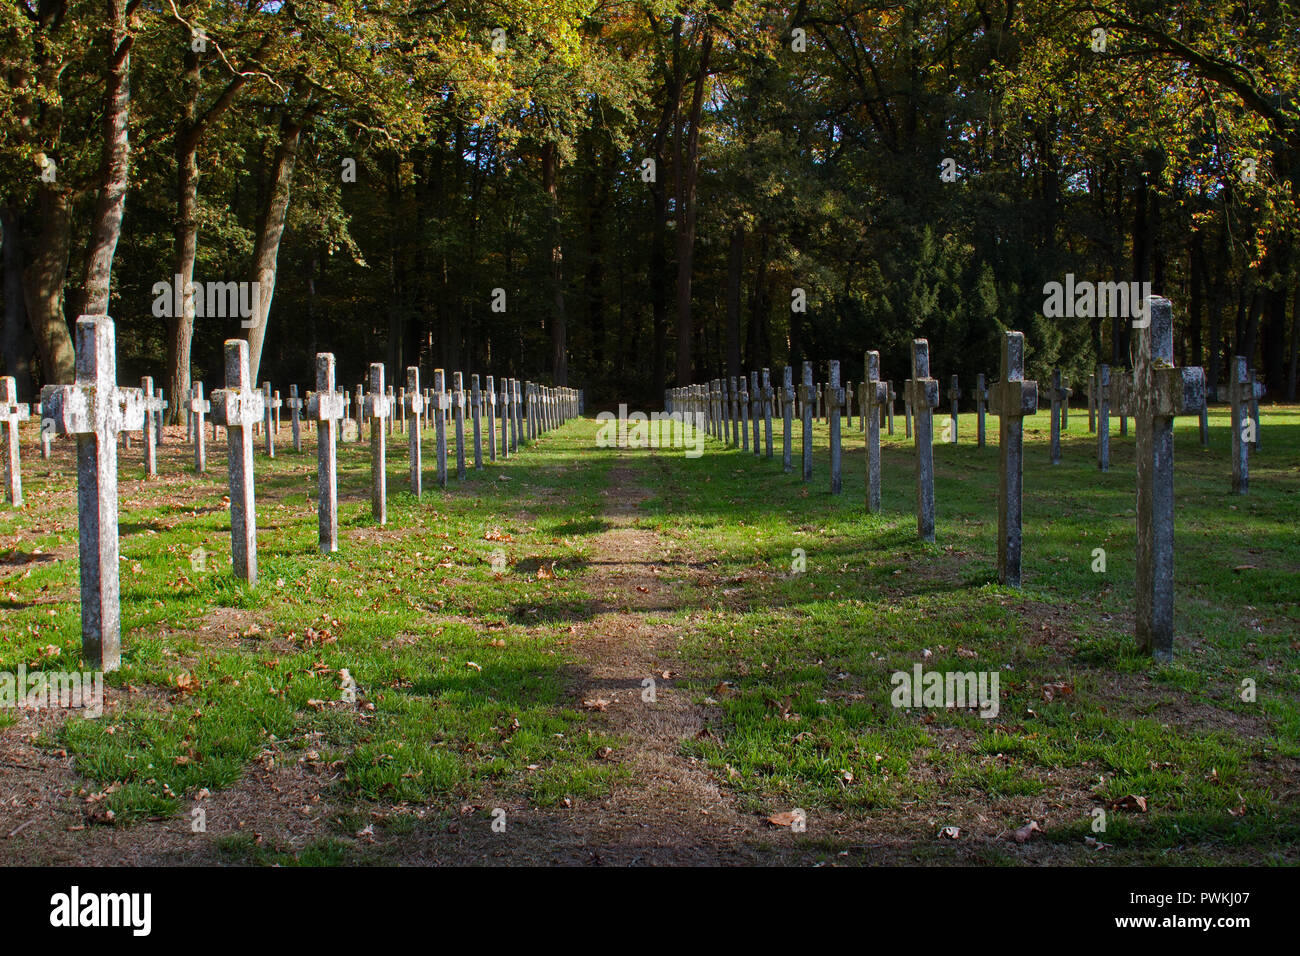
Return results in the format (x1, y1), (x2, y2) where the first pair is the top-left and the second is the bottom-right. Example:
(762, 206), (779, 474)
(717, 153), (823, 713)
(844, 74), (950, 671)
(2, 205), (35, 396)
(543, 140), (568, 385)
(725, 221), (743, 378)
(1287, 280), (1299, 401)
(79, 0), (133, 317)
(22, 186), (76, 385)
(245, 117), (302, 384)
(673, 27), (712, 386)
(1189, 232), (1204, 368)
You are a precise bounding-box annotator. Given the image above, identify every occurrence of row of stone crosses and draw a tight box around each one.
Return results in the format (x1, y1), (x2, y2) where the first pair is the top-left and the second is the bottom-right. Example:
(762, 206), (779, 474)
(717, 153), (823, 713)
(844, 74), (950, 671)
(662, 297), (1264, 662)
(1, 315), (581, 676)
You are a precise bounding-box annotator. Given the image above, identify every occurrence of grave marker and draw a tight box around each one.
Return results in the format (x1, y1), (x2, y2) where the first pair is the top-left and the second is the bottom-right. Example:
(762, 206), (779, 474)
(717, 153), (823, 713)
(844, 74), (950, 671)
(141, 377), (158, 478)
(863, 351), (886, 513)
(40, 315), (145, 670)
(454, 371), (467, 479)
(1096, 364), (1112, 472)
(828, 361), (844, 494)
(903, 340), (939, 542)
(971, 373), (988, 448)
(306, 353), (346, 553)
(1, 376), (29, 506)
(1228, 356), (1265, 494)
(261, 382), (278, 458)
(1049, 369), (1072, 465)
(189, 382), (210, 474)
(946, 374), (960, 443)
(405, 368), (425, 498)
(989, 332), (1037, 587)
(486, 375), (498, 462)
(435, 369), (449, 486)
(781, 367), (794, 473)
(799, 362), (814, 481)
(210, 339), (264, 584)
(762, 368), (774, 459)
(471, 375), (483, 469)
(364, 363), (390, 523)
(1111, 296), (1206, 660)
(288, 385), (303, 452)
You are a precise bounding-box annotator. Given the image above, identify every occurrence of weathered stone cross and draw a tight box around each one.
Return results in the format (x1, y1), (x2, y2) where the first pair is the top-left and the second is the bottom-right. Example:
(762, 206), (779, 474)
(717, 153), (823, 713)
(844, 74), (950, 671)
(828, 360), (845, 494)
(945, 374), (960, 443)
(434, 369), (450, 487)
(862, 351), (887, 513)
(761, 368), (774, 459)
(189, 382), (210, 474)
(1110, 296), (1206, 659)
(799, 361), (814, 481)
(261, 382), (280, 458)
(307, 353), (346, 552)
(287, 384), (304, 452)
(140, 377), (159, 478)
(41, 315), (145, 671)
(989, 332), (1037, 586)
(453, 371), (467, 479)
(971, 373), (988, 448)
(1228, 356), (1265, 494)
(405, 367), (425, 497)
(1048, 368), (1072, 465)
(777, 368), (791, 472)
(1095, 364), (1112, 472)
(210, 339), (265, 584)
(903, 340), (940, 542)
(486, 374), (498, 462)
(364, 363), (391, 523)
(1, 376), (29, 507)
(471, 374), (483, 469)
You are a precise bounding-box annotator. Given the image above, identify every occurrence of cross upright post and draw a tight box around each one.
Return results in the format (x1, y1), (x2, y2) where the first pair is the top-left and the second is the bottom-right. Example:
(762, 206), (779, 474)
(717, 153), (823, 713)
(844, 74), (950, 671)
(971, 373), (988, 448)
(210, 340), (264, 584)
(946, 374), (960, 443)
(989, 332), (1037, 586)
(1110, 297), (1206, 660)
(189, 382), (210, 474)
(40, 315), (145, 671)
(762, 368), (774, 459)
(288, 384), (303, 452)
(828, 360), (844, 494)
(435, 369), (449, 486)
(486, 375), (498, 462)
(799, 361), (814, 481)
(471, 374), (483, 469)
(904, 340), (940, 542)
(453, 371), (467, 479)
(863, 351), (887, 513)
(364, 363), (390, 523)
(306, 353), (346, 553)
(0, 376), (30, 506)
(405, 367), (425, 498)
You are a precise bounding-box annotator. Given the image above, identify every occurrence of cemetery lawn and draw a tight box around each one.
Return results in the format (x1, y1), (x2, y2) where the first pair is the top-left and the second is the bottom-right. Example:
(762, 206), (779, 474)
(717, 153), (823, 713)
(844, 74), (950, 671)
(1, 409), (1297, 865)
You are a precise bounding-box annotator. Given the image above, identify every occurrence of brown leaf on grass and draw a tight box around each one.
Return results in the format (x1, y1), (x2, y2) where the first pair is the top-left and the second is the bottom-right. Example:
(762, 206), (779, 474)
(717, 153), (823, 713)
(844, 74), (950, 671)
(767, 810), (801, 828)
(938, 826), (961, 839)
(1009, 820), (1042, 843)
(484, 529), (514, 542)
(1110, 794), (1148, 813)
(583, 698), (610, 711)
(1084, 836), (1112, 850)
(170, 672), (197, 695)
(536, 564), (555, 580)
(1041, 681), (1073, 701)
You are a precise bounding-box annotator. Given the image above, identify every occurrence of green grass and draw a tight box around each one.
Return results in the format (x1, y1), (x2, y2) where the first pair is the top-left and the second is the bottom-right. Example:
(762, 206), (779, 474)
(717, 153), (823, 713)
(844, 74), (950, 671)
(1, 402), (1296, 863)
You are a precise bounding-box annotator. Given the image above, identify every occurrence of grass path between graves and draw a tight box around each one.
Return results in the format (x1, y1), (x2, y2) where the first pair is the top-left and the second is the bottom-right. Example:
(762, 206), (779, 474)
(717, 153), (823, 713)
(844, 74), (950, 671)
(1, 407), (1298, 865)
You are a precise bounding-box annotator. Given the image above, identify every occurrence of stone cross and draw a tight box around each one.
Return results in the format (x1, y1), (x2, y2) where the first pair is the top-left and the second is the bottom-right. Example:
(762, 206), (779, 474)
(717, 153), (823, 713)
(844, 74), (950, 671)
(1197, 385), (1210, 447)
(1087, 372), (1098, 433)
(750, 371), (761, 456)
(761, 368), (774, 459)
(946, 374), (960, 443)
(1095, 364), (1112, 472)
(781, 367), (794, 473)
(486, 375), (498, 462)
(514, 379), (524, 451)
(499, 378), (510, 460)
(210, 339), (265, 584)
(505, 378), (516, 454)
(453, 371), (467, 479)
(273, 389), (283, 435)
(828, 360), (845, 494)
(799, 362), (814, 481)
(989, 332), (1037, 587)
(886, 380), (896, 435)
(471, 374), (483, 469)
(364, 363), (390, 523)
(904, 391), (912, 439)
(189, 382), (210, 474)
(288, 384), (304, 452)
(863, 351), (887, 513)
(156, 390), (167, 447)
(844, 379), (854, 429)
(36, 401), (52, 459)
(971, 373), (988, 448)
(306, 353), (346, 553)
(40, 315), (145, 671)
(1049, 369), (1072, 465)
(386, 386), (396, 436)
(738, 376), (750, 452)
(1, 376), (29, 506)
(1248, 369), (1263, 452)
(354, 383), (365, 444)
(140, 377), (159, 478)
(434, 369), (449, 486)
(903, 340), (940, 542)
(404, 367), (425, 498)
(261, 382), (279, 458)
(1228, 356), (1265, 494)
(1110, 296), (1206, 660)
